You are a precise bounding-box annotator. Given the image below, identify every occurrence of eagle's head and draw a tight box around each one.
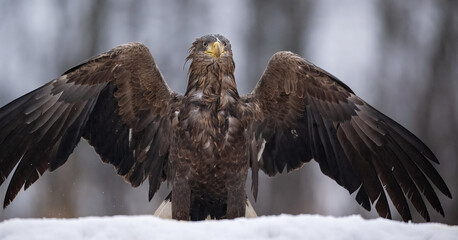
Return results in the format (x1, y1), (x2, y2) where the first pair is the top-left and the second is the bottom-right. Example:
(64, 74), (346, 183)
(185, 34), (237, 100)
(186, 34), (234, 68)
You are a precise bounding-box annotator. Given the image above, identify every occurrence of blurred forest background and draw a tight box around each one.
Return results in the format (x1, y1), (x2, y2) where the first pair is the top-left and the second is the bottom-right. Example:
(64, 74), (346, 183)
(0, 0), (456, 224)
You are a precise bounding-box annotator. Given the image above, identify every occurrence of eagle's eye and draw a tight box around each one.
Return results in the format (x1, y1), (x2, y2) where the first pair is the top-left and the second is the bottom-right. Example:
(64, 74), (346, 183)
(203, 42), (208, 48)
(223, 42), (227, 47)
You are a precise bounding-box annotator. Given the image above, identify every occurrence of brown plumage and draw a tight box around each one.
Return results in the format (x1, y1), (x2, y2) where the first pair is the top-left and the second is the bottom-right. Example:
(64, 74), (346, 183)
(0, 34), (451, 221)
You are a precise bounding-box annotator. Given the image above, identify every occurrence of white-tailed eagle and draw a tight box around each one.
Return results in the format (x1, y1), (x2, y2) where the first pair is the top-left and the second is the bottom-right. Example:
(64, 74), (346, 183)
(0, 34), (451, 221)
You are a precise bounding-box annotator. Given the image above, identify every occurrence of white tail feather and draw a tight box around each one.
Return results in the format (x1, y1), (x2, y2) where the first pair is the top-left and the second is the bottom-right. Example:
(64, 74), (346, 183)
(153, 199), (257, 219)
(245, 199), (258, 218)
(153, 198), (173, 219)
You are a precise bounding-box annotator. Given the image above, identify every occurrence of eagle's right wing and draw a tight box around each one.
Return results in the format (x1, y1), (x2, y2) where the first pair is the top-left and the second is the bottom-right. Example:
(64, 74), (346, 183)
(0, 43), (178, 207)
(241, 51), (451, 221)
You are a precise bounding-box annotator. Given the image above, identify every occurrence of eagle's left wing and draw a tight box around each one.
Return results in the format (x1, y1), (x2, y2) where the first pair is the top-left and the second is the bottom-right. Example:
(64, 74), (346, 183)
(241, 51), (451, 221)
(0, 43), (178, 207)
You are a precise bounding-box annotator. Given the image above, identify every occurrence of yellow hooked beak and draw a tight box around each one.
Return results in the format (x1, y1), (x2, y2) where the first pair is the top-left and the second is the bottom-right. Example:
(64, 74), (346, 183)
(205, 41), (226, 58)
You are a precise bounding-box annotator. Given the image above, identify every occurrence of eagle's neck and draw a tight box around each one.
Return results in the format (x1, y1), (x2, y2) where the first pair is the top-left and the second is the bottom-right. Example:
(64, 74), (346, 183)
(185, 61), (239, 111)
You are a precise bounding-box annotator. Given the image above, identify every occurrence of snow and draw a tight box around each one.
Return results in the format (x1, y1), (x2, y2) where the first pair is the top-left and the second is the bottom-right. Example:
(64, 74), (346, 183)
(0, 215), (456, 240)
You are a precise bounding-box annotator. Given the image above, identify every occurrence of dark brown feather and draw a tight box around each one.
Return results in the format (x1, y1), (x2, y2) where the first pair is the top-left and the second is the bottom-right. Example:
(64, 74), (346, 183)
(242, 51), (451, 221)
(0, 42), (176, 207)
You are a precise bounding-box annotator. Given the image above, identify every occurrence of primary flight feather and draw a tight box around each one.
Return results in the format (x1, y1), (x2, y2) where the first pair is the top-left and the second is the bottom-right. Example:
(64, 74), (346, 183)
(0, 34), (451, 221)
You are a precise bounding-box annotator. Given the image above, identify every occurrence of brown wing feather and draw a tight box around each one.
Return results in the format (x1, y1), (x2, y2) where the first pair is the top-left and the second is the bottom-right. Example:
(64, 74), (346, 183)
(242, 51), (451, 221)
(0, 43), (177, 207)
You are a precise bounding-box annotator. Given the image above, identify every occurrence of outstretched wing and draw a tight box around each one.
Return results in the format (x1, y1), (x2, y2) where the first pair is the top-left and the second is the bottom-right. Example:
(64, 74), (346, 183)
(0, 42), (178, 207)
(242, 51), (451, 221)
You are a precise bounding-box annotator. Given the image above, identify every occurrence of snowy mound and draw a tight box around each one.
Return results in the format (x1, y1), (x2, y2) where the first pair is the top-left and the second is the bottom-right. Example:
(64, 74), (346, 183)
(0, 214), (456, 240)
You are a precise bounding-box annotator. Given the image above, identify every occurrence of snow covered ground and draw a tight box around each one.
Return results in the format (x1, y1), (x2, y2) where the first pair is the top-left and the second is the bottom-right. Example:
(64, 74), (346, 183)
(0, 214), (456, 240)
